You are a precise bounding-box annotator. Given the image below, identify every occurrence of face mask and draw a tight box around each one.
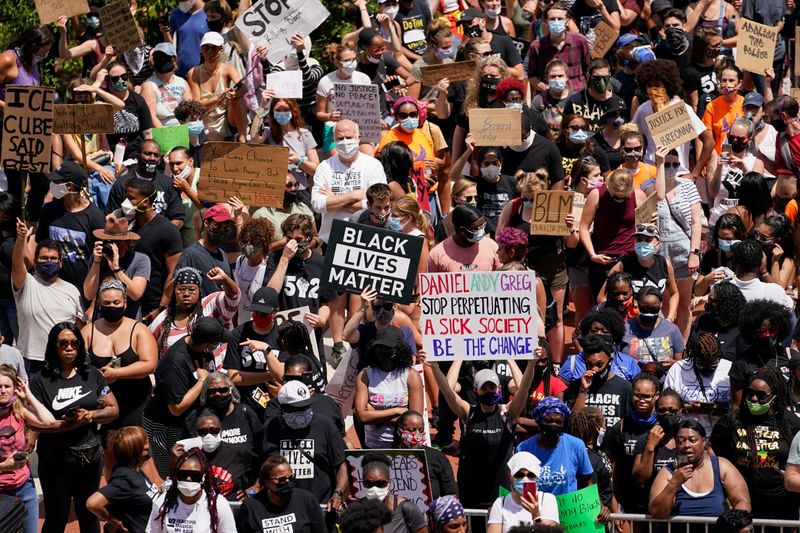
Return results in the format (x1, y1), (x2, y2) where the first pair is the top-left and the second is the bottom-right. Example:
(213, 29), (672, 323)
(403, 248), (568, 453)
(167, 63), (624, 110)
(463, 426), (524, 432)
(721, 85), (737, 95)
(400, 430), (426, 448)
(154, 55), (176, 74)
(522, 199), (534, 209)
(178, 0), (194, 12)
(100, 304), (125, 323)
(665, 28), (690, 55)
(36, 262), (60, 281)
(207, 19), (224, 32)
(548, 20), (567, 35)
(587, 178), (603, 189)
(274, 111), (293, 125)
(384, 5), (399, 17)
(32, 53), (48, 65)
(772, 119), (787, 133)
(624, 150), (643, 163)
(510, 131), (534, 152)
(201, 432), (223, 452)
(366, 486), (390, 501)
(485, 7), (500, 17)
(175, 165), (192, 181)
(549, 78), (567, 92)
(568, 130), (590, 144)
(340, 60), (358, 75)
(400, 117), (419, 130)
(638, 311), (659, 326)
(178, 480), (202, 497)
(475, 390), (502, 405)
(386, 216), (403, 232)
(481, 164), (501, 180)
(206, 225), (235, 246)
(49, 182), (72, 199)
(635, 241), (655, 259)
(284, 191), (298, 205)
(539, 422), (563, 437)
(746, 398), (772, 416)
(188, 120), (204, 136)
(588, 75), (610, 94)
(756, 335), (778, 350)
(0, 394), (16, 410)
(140, 160), (157, 174)
(294, 240), (310, 257)
(435, 48), (452, 60)
(375, 307), (395, 324)
(609, 116), (625, 128)
(335, 139), (360, 159)
(275, 477), (296, 498)
(695, 359), (718, 376)
(465, 25), (483, 38)
(206, 394), (231, 415)
(593, 364), (610, 384)
(120, 199), (137, 219)
(252, 313), (274, 330)
(463, 226), (486, 243)
(111, 79), (128, 92)
(86, 15), (100, 29)
(371, 210), (388, 223)
(463, 199), (478, 207)
(656, 412), (681, 431)
(284, 409), (313, 429)
(480, 76), (499, 95)
(729, 138), (748, 153)
(705, 48), (720, 59)
(367, 54), (381, 64)
(241, 244), (260, 260)
(505, 102), (523, 112)
(718, 238), (740, 252)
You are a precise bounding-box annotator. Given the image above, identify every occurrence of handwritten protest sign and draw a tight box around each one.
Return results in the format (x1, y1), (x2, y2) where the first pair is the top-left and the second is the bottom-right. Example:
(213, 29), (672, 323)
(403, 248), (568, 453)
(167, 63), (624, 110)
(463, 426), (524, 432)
(591, 21), (619, 59)
(645, 100), (698, 151)
(346, 449), (432, 513)
(420, 60), (478, 86)
(265, 70), (303, 99)
(334, 83), (382, 144)
(236, 0), (330, 64)
(572, 192), (586, 222)
(151, 125), (190, 154)
(555, 485), (604, 533)
(792, 88), (800, 102)
(469, 108), (522, 146)
(321, 220), (423, 304)
(1, 86), (54, 173)
(420, 271), (538, 360)
(635, 192), (658, 225)
(736, 18), (777, 75)
(198, 142), (287, 206)
(531, 191), (574, 236)
(34, 0), (89, 24)
(52, 104), (115, 134)
(274, 306), (321, 374)
(99, 0), (142, 53)
(326, 346), (358, 416)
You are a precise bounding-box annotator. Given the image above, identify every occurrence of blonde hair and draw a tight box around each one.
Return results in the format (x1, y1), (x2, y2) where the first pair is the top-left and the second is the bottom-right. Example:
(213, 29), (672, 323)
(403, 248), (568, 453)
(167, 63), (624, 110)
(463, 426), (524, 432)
(619, 122), (640, 135)
(0, 365), (23, 421)
(452, 179), (477, 204)
(606, 169), (633, 196)
(515, 168), (549, 194)
(463, 57), (510, 116)
(426, 18), (451, 46)
(393, 196), (434, 250)
(326, 42), (356, 62)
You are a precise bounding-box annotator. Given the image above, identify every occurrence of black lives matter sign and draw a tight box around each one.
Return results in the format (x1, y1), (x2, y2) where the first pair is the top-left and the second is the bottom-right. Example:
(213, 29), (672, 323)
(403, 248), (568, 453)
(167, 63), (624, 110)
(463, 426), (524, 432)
(1, 86), (54, 173)
(321, 220), (423, 304)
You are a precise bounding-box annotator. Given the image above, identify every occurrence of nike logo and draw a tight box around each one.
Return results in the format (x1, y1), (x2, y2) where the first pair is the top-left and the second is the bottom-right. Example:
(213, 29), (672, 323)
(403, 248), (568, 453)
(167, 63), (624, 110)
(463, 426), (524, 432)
(52, 391), (92, 411)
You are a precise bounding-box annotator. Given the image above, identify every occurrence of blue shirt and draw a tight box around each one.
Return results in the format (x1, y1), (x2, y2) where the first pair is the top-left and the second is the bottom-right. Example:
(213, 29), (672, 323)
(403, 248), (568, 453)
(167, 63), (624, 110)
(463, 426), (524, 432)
(170, 9), (208, 77)
(517, 433), (593, 495)
(558, 350), (641, 383)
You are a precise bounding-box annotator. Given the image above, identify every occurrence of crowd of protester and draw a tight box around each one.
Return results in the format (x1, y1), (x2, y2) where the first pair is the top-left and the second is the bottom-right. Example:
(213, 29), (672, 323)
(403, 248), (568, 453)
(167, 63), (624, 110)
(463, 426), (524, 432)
(3, 0), (800, 531)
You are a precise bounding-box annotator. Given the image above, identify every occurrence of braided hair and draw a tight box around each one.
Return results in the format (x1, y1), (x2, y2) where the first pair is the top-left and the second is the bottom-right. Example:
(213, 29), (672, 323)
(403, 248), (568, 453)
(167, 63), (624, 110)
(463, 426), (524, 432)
(157, 448), (221, 533)
(683, 332), (721, 401)
(278, 319), (316, 359)
(159, 281), (204, 356)
(569, 406), (604, 446)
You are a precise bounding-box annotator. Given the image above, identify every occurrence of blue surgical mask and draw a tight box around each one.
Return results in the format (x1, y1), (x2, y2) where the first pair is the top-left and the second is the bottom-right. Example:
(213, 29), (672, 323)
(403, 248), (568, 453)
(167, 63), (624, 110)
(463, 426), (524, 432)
(400, 117), (419, 130)
(188, 120), (204, 136)
(635, 241), (655, 259)
(386, 217), (403, 232)
(505, 102), (523, 112)
(464, 227), (486, 243)
(435, 48), (452, 60)
(718, 238), (740, 252)
(549, 78), (567, 91)
(513, 479), (526, 493)
(274, 111), (293, 125)
(548, 20), (567, 35)
(568, 130), (590, 144)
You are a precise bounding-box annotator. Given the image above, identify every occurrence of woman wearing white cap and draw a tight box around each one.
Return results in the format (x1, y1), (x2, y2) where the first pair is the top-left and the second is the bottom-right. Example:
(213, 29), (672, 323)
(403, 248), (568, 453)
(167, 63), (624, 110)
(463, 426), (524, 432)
(487, 451), (560, 532)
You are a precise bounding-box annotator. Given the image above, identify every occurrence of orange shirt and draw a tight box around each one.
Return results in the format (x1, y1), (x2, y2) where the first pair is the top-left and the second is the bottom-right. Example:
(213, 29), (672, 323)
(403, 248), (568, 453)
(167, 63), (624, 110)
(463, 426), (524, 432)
(631, 163), (657, 191)
(377, 127), (435, 212)
(785, 199), (798, 225)
(702, 94), (744, 154)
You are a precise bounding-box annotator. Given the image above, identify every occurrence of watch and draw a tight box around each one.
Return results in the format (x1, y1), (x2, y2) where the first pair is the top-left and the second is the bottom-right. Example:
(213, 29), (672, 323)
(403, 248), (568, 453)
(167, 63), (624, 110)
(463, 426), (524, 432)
(689, 249), (700, 256)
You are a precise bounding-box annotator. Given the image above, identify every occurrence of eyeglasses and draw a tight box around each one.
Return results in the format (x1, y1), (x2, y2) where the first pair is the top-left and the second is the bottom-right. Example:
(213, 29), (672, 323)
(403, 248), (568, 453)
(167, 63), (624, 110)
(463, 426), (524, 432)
(566, 125), (587, 132)
(633, 393), (656, 400)
(206, 387), (230, 396)
(622, 146), (643, 153)
(372, 303), (394, 311)
(363, 479), (390, 488)
(175, 470), (204, 482)
(285, 182), (300, 190)
(197, 427), (221, 436)
(57, 339), (81, 349)
(746, 389), (772, 402)
(397, 111), (418, 119)
(664, 162), (680, 168)
(512, 471), (537, 480)
(108, 74), (128, 83)
(656, 407), (681, 414)
(176, 286), (199, 294)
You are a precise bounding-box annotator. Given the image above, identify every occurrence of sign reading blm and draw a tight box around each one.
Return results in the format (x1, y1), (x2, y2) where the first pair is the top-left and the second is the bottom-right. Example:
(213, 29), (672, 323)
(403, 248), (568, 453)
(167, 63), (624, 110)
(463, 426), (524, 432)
(321, 220), (423, 304)
(1, 86), (54, 173)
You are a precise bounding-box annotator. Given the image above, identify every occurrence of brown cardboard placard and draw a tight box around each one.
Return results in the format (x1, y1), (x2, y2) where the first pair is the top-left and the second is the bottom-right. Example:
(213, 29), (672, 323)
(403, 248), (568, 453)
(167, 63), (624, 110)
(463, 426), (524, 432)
(791, 88), (800, 102)
(635, 192), (658, 225)
(469, 108), (522, 146)
(530, 190), (574, 236)
(34, 0), (89, 25)
(591, 21), (619, 59)
(419, 60), (479, 86)
(52, 104), (115, 134)
(645, 100), (698, 151)
(1, 86), (54, 173)
(736, 18), (777, 75)
(99, 0), (142, 53)
(198, 142), (288, 207)
(571, 192), (586, 223)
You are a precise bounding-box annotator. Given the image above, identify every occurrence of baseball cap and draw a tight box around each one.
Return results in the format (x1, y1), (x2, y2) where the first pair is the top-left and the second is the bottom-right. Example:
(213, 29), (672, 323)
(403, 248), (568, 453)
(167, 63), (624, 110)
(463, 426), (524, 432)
(743, 92), (764, 108)
(203, 204), (233, 223)
(370, 325), (404, 349)
(200, 32), (224, 47)
(191, 317), (224, 345)
(278, 381), (313, 408)
(459, 8), (484, 23)
(651, 0), (673, 15)
(154, 42), (177, 56)
(474, 368), (500, 390)
(46, 161), (85, 187)
(251, 287), (279, 315)
(507, 451), (542, 478)
(634, 223), (660, 238)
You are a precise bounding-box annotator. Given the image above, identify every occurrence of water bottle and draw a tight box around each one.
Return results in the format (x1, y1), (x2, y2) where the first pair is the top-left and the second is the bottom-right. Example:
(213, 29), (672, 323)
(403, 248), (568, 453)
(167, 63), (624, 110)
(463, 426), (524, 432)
(113, 140), (126, 167)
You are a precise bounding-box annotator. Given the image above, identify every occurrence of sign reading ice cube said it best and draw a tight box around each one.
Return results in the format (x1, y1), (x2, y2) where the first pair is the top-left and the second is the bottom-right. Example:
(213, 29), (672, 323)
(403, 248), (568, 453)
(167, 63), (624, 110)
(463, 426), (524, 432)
(736, 18), (777, 75)
(321, 220), (423, 304)
(420, 271), (538, 360)
(1, 86), (54, 173)
(346, 449), (432, 514)
(335, 83), (381, 144)
(198, 142), (287, 207)
(644, 100), (698, 151)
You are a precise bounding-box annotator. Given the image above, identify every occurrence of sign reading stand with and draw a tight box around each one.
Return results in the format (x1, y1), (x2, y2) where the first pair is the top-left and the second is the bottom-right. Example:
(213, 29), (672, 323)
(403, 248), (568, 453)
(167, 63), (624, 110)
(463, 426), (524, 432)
(198, 142), (287, 207)
(420, 271), (538, 360)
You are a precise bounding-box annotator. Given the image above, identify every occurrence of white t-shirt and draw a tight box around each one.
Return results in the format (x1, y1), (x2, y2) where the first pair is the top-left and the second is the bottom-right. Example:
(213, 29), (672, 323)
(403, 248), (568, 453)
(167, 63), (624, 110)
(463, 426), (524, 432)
(488, 493), (560, 532)
(146, 492), (235, 533)
(634, 98), (706, 172)
(316, 71), (373, 115)
(757, 123), (778, 179)
(311, 153), (388, 242)
(663, 358), (732, 434)
(732, 276), (794, 311)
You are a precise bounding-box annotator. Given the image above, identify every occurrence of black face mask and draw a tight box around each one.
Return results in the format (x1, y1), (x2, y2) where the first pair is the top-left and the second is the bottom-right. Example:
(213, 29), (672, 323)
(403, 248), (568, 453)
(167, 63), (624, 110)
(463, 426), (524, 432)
(206, 394), (231, 415)
(274, 477), (295, 498)
(465, 25), (482, 38)
(153, 53), (175, 74)
(656, 412), (681, 431)
(99, 304), (125, 323)
(638, 308), (659, 326)
(665, 28), (690, 55)
(539, 422), (563, 437)
(207, 224), (236, 245)
(207, 19), (224, 33)
(593, 364), (611, 384)
(284, 191), (298, 205)
(480, 77), (499, 95)
(376, 349), (396, 367)
(729, 139), (749, 153)
(756, 336), (778, 350)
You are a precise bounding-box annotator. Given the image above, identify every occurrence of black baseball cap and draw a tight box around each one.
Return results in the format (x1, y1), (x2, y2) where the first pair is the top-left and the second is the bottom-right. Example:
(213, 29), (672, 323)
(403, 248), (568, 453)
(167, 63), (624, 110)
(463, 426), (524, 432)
(191, 317), (224, 345)
(370, 325), (405, 349)
(459, 8), (484, 23)
(46, 161), (85, 187)
(251, 287), (279, 314)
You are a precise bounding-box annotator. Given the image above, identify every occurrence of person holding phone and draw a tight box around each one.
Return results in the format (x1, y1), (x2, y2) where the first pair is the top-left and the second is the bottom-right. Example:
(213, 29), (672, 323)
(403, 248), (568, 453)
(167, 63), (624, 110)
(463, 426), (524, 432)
(487, 451), (560, 532)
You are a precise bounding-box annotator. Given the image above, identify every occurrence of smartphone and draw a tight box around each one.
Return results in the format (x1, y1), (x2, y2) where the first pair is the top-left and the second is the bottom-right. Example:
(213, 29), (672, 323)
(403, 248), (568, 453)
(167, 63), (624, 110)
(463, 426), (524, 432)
(699, 401), (714, 410)
(13, 451), (28, 462)
(522, 481), (537, 502)
(676, 454), (690, 468)
(381, 77), (402, 93)
(110, 356), (122, 369)
(721, 143), (732, 156)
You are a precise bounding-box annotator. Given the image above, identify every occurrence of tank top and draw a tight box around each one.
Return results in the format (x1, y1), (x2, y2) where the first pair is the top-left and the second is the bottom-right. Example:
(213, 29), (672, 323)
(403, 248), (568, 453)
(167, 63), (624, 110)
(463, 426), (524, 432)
(668, 456), (726, 518)
(592, 186), (636, 256)
(0, 49), (40, 100)
(364, 367), (410, 448)
(698, 1), (729, 37)
(458, 404), (514, 507)
(145, 74), (186, 126)
(508, 197), (562, 262)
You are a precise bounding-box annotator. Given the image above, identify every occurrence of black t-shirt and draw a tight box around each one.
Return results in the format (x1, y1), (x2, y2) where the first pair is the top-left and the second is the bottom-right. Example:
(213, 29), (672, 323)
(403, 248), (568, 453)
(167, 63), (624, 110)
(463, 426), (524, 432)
(30, 366), (109, 455)
(500, 134), (565, 184)
(593, 130), (625, 170)
(263, 251), (337, 313)
(571, 0), (620, 21)
(729, 347), (792, 385)
(565, 374), (631, 426)
(235, 487), (327, 533)
(620, 254), (670, 296)
(0, 234), (15, 300)
(262, 415), (346, 503)
(107, 92), (154, 159)
(395, 2), (432, 55)
(106, 169), (185, 222)
(588, 447), (614, 508)
(36, 200), (106, 290)
(604, 415), (655, 510)
(224, 322), (280, 415)
(176, 242), (232, 297)
(99, 466), (159, 533)
(632, 433), (676, 512)
(699, 249), (735, 275)
(131, 214), (183, 313)
(557, 141), (611, 174)
(264, 393), (346, 439)
(684, 63), (718, 118)
(424, 446), (458, 499)
(563, 90), (627, 132)
(476, 174), (519, 233)
(489, 33), (523, 68)
(458, 405), (514, 507)
(654, 41), (693, 75)
(693, 313), (740, 361)
(612, 70), (637, 109)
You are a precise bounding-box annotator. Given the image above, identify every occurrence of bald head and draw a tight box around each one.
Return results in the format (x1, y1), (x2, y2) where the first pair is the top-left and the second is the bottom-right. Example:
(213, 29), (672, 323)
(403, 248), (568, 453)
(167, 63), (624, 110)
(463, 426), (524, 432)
(334, 119), (359, 141)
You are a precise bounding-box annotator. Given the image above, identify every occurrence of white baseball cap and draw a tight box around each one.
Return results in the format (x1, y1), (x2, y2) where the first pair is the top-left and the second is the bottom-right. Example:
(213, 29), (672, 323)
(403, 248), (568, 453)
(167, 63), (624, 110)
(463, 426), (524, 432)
(200, 32), (224, 47)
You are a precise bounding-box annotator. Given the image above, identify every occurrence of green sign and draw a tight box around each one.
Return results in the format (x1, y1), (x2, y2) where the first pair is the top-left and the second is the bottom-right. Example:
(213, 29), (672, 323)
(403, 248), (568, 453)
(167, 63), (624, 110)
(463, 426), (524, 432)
(151, 124), (190, 154)
(554, 485), (604, 533)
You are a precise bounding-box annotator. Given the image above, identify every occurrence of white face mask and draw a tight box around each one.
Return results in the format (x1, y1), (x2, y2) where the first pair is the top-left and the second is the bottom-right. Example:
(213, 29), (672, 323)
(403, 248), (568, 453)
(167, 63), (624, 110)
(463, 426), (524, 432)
(365, 486), (390, 501)
(340, 60), (357, 75)
(120, 198), (137, 219)
(335, 139), (360, 159)
(481, 164), (501, 180)
(175, 165), (192, 180)
(177, 480), (202, 497)
(201, 433), (222, 452)
(509, 131), (534, 152)
(383, 5), (399, 17)
(178, 0), (194, 12)
(50, 182), (72, 199)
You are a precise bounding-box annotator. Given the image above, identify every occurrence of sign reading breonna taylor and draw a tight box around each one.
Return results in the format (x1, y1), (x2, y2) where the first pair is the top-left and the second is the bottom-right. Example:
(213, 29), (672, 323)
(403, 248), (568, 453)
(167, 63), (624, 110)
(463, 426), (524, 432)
(321, 220), (423, 304)
(420, 271), (538, 360)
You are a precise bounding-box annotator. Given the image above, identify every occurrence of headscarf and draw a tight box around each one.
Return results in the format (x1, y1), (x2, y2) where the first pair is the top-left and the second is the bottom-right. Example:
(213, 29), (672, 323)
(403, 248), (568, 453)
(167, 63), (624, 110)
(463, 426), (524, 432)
(173, 266), (203, 286)
(531, 396), (571, 423)
(99, 279), (127, 295)
(429, 495), (465, 524)
(392, 96), (422, 120)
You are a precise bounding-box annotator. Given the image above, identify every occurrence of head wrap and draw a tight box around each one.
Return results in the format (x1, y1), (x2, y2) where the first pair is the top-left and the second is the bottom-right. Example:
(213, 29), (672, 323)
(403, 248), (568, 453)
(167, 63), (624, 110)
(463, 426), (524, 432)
(173, 266), (203, 286)
(392, 96), (422, 119)
(531, 396), (571, 423)
(429, 496), (465, 524)
(98, 279), (127, 295)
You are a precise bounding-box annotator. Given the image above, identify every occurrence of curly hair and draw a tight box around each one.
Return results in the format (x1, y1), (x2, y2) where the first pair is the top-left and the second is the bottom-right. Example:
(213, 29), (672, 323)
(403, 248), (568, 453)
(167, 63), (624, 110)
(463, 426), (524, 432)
(239, 218), (274, 251)
(716, 509), (753, 532)
(339, 499), (392, 533)
(634, 59), (683, 98)
(496, 227), (529, 262)
(496, 77), (526, 101)
(578, 308), (626, 345)
(156, 448), (221, 533)
(175, 100), (205, 122)
(709, 281), (745, 326)
(361, 451), (393, 478)
(732, 239), (763, 273)
(364, 339), (415, 370)
(738, 299), (792, 342)
(42, 322), (91, 379)
(710, 213), (746, 251)
(463, 57), (510, 116)
(569, 406), (604, 444)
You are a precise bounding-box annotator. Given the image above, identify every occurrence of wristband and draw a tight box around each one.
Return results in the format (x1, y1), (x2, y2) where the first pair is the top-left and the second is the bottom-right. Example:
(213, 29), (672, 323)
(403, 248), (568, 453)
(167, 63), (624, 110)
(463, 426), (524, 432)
(111, 267), (122, 273)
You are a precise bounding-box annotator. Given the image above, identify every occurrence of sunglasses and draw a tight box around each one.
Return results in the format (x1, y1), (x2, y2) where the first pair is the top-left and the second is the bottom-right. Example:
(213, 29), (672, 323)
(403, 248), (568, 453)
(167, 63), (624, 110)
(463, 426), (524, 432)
(461, 195), (477, 203)
(285, 182), (300, 190)
(622, 146), (643, 153)
(728, 136), (748, 144)
(512, 471), (537, 480)
(636, 224), (657, 232)
(397, 111), (418, 119)
(363, 479), (390, 488)
(269, 475), (296, 484)
(206, 387), (230, 395)
(372, 303), (394, 311)
(664, 162), (680, 168)
(197, 427), (222, 436)
(57, 339), (81, 349)
(656, 407), (681, 414)
(175, 470), (204, 482)
(566, 125), (587, 132)
(108, 74), (128, 83)
(746, 389), (772, 402)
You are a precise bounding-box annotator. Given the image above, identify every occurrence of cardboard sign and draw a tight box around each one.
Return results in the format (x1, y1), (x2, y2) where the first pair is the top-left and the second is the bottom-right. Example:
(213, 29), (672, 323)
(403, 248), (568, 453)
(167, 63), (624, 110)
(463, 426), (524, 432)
(345, 449), (432, 513)
(265, 70), (303, 99)
(334, 83), (382, 144)
(791, 88), (800, 102)
(644, 100), (698, 151)
(419, 60), (479, 86)
(555, 485), (605, 533)
(469, 108), (522, 146)
(325, 346), (358, 417)
(530, 191), (575, 236)
(591, 21), (619, 59)
(99, 0), (142, 53)
(236, 0), (330, 64)
(151, 125), (190, 154)
(198, 142), (287, 206)
(736, 18), (777, 75)
(273, 306), (321, 374)
(571, 192), (586, 222)
(52, 104), (115, 134)
(321, 220), (424, 304)
(419, 271), (538, 360)
(1, 86), (54, 173)
(34, 0), (89, 24)
(635, 192), (658, 225)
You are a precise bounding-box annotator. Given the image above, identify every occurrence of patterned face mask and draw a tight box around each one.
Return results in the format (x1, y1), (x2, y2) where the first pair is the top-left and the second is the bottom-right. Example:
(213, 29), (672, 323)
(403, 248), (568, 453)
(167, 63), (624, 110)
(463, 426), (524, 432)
(284, 409), (314, 429)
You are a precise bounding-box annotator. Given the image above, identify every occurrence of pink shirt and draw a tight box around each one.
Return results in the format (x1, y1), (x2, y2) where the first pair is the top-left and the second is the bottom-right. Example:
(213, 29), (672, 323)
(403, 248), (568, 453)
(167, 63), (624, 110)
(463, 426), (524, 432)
(426, 236), (501, 273)
(0, 411), (29, 490)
